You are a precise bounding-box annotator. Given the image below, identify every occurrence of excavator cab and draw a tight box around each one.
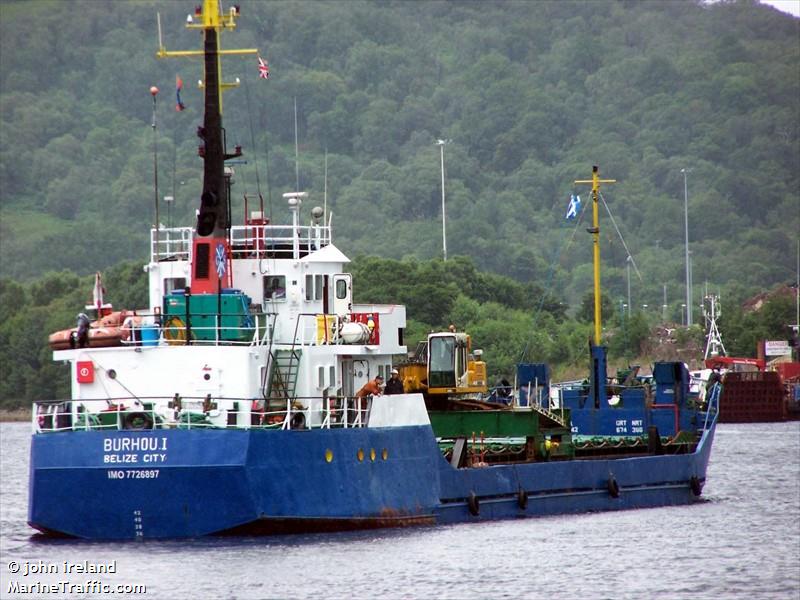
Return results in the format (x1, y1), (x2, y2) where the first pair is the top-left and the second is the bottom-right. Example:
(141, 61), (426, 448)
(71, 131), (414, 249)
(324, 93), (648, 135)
(398, 331), (487, 400)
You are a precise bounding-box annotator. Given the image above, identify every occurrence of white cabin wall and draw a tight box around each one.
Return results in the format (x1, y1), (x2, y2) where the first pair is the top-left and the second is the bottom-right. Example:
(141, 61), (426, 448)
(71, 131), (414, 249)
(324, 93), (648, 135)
(61, 346), (268, 401)
(146, 261), (191, 313)
(351, 303), (407, 354)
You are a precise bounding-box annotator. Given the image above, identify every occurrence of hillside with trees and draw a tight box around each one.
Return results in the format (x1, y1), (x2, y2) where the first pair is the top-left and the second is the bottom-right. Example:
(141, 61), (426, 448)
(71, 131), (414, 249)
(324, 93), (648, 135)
(0, 0), (798, 404)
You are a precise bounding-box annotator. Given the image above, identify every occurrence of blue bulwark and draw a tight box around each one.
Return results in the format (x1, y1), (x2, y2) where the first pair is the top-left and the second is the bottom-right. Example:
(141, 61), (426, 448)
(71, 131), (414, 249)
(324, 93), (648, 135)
(517, 363), (549, 407)
(653, 362), (689, 407)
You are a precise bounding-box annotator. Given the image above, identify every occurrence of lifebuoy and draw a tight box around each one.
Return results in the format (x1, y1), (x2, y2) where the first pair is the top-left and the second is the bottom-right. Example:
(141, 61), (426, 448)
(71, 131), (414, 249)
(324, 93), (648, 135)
(608, 477), (620, 498)
(467, 491), (480, 516)
(690, 475), (703, 497)
(120, 317), (134, 342)
(517, 489), (528, 510)
(123, 412), (154, 430)
(164, 316), (187, 344)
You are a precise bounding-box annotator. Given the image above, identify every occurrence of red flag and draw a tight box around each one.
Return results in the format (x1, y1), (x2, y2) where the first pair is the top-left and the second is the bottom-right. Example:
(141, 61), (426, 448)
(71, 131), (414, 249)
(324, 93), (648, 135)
(258, 56), (270, 79)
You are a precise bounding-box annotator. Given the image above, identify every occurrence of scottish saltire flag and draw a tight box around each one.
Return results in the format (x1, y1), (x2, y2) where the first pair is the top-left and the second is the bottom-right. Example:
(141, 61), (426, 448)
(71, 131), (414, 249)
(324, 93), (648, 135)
(565, 194), (581, 220)
(175, 75), (185, 111)
(258, 56), (270, 79)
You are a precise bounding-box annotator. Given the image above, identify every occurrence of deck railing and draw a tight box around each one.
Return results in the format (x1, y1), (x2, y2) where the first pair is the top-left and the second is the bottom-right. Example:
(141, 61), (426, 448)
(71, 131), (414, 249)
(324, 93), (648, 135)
(150, 223), (332, 263)
(32, 395), (371, 434)
(112, 311), (381, 349)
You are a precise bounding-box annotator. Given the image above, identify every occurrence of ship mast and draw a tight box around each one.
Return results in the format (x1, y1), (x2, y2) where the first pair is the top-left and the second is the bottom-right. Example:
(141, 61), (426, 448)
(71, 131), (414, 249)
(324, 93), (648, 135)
(156, 0), (258, 294)
(703, 294), (726, 359)
(574, 166), (616, 346)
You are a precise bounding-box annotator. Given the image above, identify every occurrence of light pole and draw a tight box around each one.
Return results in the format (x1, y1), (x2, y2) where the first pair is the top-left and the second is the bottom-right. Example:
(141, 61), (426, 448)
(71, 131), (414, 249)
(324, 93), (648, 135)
(681, 168), (692, 326)
(436, 139), (451, 261)
(689, 249), (694, 327)
(681, 303), (687, 326)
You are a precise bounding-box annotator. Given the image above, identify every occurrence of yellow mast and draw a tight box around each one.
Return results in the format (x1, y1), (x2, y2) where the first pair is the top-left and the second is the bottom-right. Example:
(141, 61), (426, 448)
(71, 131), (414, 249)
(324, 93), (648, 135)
(574, 166), (616, 346)
(156, 0), (258, 114)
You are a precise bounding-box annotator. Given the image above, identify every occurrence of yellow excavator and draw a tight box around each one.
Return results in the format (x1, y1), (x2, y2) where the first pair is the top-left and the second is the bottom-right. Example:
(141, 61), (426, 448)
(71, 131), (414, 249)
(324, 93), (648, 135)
(397, 330), (488, 409)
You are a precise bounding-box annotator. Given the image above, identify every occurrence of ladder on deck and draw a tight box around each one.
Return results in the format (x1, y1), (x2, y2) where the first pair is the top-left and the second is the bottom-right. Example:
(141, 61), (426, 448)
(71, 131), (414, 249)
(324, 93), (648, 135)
(529, 403), (569, 429)
(268, 348), (302, 399)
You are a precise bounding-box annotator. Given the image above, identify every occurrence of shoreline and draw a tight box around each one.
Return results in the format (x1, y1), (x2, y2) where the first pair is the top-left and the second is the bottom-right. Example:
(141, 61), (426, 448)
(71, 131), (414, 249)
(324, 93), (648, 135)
(0, 408), (30, 422)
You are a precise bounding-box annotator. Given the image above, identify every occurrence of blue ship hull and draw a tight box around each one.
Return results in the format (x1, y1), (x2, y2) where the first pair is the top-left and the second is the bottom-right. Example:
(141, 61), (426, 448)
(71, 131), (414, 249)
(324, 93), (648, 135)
(28, 419), (716, 540)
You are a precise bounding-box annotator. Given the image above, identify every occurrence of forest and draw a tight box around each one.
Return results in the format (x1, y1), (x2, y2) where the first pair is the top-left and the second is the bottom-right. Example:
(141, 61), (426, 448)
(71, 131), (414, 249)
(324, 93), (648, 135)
(0, 0), (798, 405)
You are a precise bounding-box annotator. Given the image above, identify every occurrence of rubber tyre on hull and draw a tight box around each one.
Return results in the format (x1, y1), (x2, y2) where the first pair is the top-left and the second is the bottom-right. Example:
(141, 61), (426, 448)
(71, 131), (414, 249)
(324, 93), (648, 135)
(467, 492), (480, 516)
(608, 477), (620, 498)
(123, 412), (154, 430)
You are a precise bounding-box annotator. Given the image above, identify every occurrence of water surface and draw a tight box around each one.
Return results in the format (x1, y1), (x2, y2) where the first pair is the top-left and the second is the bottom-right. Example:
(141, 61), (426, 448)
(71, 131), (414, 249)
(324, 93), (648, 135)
(1, 422), (798, 599)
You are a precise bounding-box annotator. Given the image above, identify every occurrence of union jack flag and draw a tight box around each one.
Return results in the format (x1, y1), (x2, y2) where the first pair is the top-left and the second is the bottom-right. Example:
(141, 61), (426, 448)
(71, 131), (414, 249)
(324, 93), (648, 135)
(258, 56), (270, 79)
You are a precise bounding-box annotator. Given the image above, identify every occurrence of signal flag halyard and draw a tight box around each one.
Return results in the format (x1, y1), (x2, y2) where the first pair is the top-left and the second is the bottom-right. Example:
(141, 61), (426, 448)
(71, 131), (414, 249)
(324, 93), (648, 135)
(566, 194), (581, 220)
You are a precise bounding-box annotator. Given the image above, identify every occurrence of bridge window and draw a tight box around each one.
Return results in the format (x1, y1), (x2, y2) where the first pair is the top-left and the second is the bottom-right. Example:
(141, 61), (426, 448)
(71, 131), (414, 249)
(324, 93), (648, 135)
(264, 276), (286, 301)
(335, 279), (347, 299)
(164, 277), (186, 294)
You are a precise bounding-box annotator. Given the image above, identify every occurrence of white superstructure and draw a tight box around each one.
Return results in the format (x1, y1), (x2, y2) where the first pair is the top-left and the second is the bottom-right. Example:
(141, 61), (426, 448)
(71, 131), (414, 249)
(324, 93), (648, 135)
(48, 195), (418, 432)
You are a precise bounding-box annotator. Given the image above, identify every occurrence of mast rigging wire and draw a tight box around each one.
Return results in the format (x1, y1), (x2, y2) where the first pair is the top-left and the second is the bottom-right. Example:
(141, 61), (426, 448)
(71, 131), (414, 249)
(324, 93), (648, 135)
(520, 199), (589, 363)
(599, 191), (643, 282)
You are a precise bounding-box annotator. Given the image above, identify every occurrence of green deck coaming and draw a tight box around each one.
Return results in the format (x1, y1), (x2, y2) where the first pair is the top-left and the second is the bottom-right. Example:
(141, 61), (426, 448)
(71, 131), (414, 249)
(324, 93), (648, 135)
(429, 410), (576, 461)
(429, 410), (541, 438)
(428, 409), (571, 438)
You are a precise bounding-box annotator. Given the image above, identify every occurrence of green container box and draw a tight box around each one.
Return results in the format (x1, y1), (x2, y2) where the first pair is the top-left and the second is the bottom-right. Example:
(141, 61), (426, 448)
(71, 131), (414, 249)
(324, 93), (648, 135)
(164, 291), (254, 342)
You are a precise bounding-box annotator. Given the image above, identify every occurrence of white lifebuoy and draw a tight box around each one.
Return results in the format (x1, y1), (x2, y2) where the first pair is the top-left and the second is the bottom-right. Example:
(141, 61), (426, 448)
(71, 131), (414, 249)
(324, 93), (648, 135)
(120, 317), (134, 342)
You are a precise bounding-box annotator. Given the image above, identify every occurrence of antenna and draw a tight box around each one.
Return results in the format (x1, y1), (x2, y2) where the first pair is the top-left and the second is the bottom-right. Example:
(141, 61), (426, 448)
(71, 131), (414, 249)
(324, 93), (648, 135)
(294, 96), (300, 192)
(323, 148), (328, 223)
(150, 86), (160, 237)
(704, 294), (726, 359)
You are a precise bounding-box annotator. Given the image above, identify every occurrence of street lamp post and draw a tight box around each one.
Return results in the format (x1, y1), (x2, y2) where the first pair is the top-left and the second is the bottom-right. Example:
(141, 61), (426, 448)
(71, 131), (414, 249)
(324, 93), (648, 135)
(436, 139), (450, 262)
(681, 168), (692, 326)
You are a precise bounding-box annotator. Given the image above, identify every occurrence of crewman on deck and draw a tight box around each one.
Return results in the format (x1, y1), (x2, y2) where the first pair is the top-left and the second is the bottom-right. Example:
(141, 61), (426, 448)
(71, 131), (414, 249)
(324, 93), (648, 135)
(384, 369), (404, 395)
(354, 375), (383, 419)
(356, 376), (383, 398)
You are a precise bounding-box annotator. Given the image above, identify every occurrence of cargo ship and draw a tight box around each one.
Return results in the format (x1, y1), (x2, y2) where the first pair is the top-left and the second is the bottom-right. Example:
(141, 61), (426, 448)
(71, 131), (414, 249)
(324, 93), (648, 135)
(699, 294), (799, 422)
(28, 0), (718, 540)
